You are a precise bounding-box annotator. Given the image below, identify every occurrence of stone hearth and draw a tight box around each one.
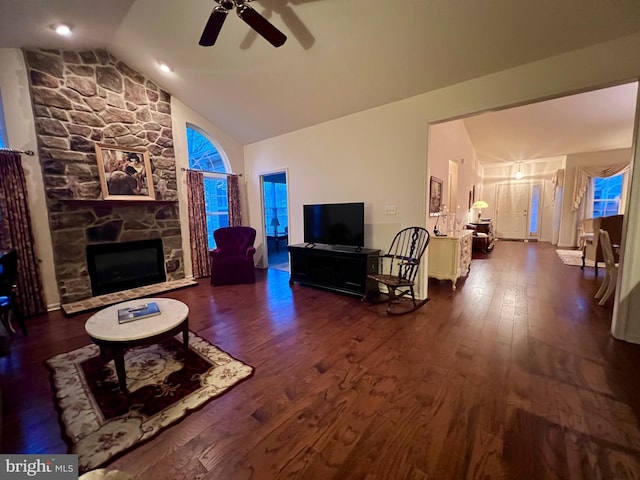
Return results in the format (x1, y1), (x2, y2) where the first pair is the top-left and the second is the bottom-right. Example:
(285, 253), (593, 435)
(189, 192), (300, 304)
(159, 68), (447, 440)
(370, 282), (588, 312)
(61, 278), (198, 316)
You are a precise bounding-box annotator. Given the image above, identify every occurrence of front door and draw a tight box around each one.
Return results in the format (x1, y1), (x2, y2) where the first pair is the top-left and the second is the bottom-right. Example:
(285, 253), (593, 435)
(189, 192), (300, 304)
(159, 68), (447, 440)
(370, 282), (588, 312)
(496, 183), (529, 239)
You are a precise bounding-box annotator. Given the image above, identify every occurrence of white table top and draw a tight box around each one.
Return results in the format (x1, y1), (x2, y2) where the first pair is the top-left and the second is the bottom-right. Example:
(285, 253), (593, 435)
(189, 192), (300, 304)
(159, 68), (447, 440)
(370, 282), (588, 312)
(85, 297), (189, 342)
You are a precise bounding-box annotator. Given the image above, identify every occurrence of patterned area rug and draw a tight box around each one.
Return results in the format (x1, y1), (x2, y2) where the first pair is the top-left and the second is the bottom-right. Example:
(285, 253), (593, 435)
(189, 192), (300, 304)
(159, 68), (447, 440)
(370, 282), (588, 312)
(556, 249), (596, 267)
(46, 332), (254, 473)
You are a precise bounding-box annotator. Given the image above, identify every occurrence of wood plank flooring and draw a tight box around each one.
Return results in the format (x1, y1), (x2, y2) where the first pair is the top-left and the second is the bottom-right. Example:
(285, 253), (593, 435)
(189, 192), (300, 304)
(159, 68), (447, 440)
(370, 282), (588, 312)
(2, 241), (640, 479)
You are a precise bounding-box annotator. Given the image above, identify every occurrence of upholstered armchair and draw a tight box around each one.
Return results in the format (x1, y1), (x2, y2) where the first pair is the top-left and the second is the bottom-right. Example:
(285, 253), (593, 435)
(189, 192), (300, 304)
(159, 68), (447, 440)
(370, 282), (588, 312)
(210, 227), (257, 286)
(581, 214), (623, 275)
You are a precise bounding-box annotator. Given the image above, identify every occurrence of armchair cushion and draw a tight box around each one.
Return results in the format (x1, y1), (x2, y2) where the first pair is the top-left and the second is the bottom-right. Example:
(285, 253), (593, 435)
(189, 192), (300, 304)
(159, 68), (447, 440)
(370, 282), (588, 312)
(210, 227), (257, 286)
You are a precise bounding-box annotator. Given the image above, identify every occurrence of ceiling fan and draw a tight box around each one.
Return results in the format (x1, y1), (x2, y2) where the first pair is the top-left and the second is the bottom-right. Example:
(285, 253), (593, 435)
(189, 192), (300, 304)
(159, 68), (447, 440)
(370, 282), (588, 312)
(199, 0), (287, 48)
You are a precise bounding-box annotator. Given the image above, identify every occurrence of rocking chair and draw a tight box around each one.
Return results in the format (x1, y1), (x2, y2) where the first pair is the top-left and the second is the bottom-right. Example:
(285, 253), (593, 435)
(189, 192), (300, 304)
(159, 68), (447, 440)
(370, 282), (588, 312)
(364, 226), (430, 315)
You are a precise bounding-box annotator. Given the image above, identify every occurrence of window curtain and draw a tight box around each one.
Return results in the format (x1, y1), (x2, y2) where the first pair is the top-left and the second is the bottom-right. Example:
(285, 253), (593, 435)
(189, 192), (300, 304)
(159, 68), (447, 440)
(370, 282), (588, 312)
(0, 151), (46, 317)
(571, 163), (629, 211)
(570, 163), (629, 247)
(186, 170), (211, 279)
(227, 174), (242, 226)
(551, 168), (564, 206)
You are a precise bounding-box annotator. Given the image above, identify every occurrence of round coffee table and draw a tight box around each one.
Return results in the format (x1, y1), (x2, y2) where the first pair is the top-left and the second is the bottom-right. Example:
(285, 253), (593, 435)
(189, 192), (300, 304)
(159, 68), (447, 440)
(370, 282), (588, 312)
(85, 298), (189, 394)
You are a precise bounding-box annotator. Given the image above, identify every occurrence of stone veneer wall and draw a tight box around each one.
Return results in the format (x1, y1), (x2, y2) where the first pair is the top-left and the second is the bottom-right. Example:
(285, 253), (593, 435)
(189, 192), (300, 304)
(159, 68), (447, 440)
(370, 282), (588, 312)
(23, 49), (184, 304)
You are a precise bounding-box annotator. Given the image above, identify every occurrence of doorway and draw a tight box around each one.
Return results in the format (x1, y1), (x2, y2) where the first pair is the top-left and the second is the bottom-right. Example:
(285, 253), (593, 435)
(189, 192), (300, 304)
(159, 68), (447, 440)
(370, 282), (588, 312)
(261, 172), (289, 271)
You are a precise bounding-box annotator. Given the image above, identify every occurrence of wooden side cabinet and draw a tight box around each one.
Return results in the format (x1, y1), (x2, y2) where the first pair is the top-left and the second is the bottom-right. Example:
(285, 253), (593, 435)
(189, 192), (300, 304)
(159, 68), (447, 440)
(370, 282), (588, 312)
(427, 230), (473, 290)
(468, 221), (495, 251)
(287, 244), (380, 297)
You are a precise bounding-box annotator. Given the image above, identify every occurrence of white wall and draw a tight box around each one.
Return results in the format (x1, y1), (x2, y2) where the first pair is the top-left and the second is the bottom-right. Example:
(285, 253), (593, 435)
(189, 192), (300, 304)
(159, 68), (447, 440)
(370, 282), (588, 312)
(245, 102), (430, 266)
(482, 157), (565, 242)
(244, 32), (640, 300)
(613, 89), (640, 342)
(428, 120), (482, 230)
(171, 97), (246, 278)
(558, 148), (633, 248)
(0, 49), (59, 308)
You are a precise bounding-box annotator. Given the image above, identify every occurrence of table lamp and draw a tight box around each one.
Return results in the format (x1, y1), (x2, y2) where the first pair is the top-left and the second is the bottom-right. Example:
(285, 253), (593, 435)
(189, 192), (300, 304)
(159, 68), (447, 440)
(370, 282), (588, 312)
(270, 217), (280, 236)
(471, 200), (488, 222)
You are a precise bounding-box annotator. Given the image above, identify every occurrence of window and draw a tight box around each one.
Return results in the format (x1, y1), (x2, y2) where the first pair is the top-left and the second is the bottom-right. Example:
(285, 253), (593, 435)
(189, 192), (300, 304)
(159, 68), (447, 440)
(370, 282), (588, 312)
(529, 184), (541, 236)
(593, 174), (623, 218)
(263, 179), (288, 236)
(186, 126), (229, 249)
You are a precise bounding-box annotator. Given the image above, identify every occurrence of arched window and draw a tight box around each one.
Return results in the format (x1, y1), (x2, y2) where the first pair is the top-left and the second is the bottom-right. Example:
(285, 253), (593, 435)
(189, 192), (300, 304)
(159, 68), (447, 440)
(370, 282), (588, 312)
(186, 125), (230, 248)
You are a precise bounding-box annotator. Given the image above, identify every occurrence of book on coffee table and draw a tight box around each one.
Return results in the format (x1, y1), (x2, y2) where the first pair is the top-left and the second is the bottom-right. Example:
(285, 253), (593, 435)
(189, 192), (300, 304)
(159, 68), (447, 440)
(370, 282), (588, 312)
(117, 302), (161, 323)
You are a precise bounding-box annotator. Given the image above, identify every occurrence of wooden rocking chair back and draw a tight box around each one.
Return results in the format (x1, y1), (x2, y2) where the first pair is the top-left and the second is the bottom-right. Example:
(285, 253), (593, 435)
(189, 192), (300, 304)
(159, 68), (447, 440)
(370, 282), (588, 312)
(365, 226), (430, 315)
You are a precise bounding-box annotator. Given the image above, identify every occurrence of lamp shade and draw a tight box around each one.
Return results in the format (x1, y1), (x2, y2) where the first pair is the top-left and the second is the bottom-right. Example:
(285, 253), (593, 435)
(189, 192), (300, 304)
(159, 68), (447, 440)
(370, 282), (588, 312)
(270, 217), (280, 226)
(471, 200), (488, 209)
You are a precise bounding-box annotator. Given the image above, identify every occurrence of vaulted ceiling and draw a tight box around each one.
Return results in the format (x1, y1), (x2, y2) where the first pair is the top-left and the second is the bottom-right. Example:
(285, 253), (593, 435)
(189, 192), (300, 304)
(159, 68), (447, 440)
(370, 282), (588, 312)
(1, 0), (639, 156)
(462, 82), (638, 165)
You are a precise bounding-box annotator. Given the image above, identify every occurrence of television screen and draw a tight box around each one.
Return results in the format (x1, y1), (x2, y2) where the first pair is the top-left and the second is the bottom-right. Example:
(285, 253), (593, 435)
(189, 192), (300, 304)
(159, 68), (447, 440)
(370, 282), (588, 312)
(303, 202), (365, 247)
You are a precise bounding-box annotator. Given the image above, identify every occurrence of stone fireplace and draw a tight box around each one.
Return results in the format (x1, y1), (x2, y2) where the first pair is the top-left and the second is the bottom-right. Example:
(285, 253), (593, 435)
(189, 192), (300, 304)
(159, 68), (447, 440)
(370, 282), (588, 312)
(23, 48), (185, 304)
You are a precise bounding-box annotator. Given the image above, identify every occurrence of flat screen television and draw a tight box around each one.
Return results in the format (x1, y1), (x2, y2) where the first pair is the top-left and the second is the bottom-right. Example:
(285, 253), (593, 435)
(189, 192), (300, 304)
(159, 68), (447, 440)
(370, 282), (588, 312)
(303, 202), (365, 248)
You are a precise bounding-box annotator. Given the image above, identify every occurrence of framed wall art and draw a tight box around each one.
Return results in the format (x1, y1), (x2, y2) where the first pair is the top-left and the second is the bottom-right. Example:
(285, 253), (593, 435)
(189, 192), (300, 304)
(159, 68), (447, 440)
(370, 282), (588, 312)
(95, 143), (155, 201)
(429, 176), (443, 216)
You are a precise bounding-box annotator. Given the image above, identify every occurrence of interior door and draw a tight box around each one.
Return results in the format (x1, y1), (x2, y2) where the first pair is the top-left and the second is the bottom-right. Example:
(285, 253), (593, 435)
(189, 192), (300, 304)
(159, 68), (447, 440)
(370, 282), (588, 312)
(496, 183), (529, 239)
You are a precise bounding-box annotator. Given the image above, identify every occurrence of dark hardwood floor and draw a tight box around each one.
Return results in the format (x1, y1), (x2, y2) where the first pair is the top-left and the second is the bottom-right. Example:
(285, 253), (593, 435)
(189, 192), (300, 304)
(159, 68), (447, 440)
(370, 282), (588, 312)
(2, 240), (640, 479)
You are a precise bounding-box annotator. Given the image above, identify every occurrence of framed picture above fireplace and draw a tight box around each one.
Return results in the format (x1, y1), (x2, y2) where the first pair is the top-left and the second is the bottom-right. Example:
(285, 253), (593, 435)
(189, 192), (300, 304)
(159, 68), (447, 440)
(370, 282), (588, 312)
(95, 143), (155, 200)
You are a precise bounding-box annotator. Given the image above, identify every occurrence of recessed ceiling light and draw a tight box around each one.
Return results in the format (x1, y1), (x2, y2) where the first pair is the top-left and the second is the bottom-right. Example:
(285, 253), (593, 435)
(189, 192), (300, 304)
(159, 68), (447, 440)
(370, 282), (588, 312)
(159, 63), (172, 73)
(53, 24), (72, 36)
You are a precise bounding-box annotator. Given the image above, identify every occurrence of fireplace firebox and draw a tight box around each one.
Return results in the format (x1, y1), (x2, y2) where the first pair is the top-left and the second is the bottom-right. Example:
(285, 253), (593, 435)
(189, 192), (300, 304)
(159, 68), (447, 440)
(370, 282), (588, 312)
(87, 239), (166, 296)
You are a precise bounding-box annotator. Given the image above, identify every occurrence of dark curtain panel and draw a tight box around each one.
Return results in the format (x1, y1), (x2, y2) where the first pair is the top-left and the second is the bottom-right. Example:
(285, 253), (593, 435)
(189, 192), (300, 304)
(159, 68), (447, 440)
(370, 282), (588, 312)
(227, 174), (242, 226)
(0, 151), (46, 317)
(186, 170), (211, 279)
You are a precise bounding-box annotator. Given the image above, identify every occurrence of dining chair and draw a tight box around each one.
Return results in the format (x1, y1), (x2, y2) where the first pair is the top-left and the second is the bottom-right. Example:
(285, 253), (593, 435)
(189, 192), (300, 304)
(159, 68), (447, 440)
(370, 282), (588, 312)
(594, 229), (618, 306)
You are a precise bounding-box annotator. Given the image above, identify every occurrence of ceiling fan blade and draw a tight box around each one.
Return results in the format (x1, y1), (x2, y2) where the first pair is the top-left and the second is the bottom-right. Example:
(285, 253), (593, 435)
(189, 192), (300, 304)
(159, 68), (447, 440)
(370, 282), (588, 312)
(280, 6), (314, 49)
(237, 4), (287, 47)
(240, 7), (273, 50)
(199, 7), (227, 46)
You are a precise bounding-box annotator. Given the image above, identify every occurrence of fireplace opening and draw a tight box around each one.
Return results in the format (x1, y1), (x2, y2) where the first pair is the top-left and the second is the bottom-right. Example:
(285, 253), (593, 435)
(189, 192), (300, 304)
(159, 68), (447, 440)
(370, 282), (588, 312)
(87, 239), (166, 296)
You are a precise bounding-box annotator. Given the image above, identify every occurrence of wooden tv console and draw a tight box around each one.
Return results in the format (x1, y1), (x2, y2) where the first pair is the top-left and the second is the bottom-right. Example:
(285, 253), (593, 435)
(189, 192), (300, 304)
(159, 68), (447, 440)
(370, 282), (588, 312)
(287, 244), (380, 297)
